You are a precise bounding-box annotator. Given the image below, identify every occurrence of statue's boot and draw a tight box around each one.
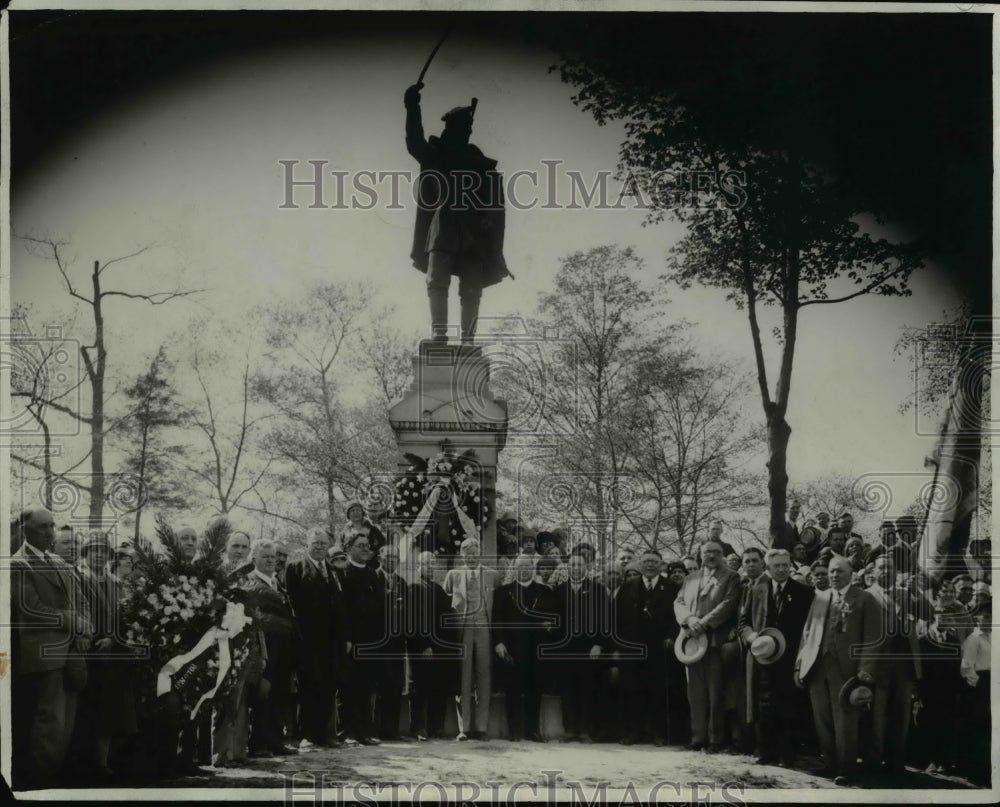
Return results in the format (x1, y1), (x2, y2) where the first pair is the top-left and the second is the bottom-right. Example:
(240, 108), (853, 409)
(429, 289), (449, 342)
(460, 296), (480, 343)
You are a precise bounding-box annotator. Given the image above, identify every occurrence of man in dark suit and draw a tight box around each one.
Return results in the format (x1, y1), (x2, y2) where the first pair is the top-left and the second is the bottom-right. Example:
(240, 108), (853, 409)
(864, 521), (916, 576)
(376, 545), (409, 740)
(774, 500), (802, 551)
(738, 548), (814, 766)
(10, 507), (93, 789)
(244, 539), (297, 757)
(553, 548), (611, 743)
(616, 548), (682, 746)
(493, 555), (557, 741)
(794, 554), (882, 785)
(406, 551), (457, 740)
(284, 529), (351, 751)
(861, 556), (922, 776)
(340, 531), (386, 745)
(673, 540), (742, 752)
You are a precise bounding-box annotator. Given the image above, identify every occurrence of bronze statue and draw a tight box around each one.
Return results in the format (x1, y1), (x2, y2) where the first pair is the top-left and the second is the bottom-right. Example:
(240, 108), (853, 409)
(404, 82), (511, 342)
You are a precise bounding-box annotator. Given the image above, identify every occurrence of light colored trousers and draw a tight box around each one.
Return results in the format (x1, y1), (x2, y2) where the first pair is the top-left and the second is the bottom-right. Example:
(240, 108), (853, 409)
(458, 620), (491, 734)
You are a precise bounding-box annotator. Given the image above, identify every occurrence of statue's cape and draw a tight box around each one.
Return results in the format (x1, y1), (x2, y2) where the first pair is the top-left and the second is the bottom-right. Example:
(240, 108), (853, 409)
(409, 137), (510, 288)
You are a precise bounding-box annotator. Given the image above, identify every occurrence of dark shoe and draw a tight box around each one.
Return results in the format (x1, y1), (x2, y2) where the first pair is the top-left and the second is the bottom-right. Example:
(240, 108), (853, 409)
(470, 730), (487, 741)
(360, 737), (381, 746)
(621, 735), (636, 746)
(755, 755), (777, 766)
(833, 775), (852, 787)
(686, 741), (707, 751)
(578, 734), (592, 744)
(707, 744), (724, 754)
(528, 732), (546, 743)
(652, 736), (666, 747)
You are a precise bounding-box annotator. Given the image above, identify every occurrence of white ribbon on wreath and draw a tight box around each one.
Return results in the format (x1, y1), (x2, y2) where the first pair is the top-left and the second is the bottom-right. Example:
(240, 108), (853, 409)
(396, 482), (481, 564)
(156, 601), (253, 720)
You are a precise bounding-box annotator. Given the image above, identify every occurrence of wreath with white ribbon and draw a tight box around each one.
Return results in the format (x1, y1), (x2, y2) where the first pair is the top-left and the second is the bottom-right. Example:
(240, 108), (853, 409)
(390, 448), (489, 557)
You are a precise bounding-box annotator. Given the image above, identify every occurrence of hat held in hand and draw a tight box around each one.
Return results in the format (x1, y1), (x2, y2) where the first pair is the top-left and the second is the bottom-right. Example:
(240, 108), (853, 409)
(839, 674), (874, 710)
(749, 628), (787, 665)
(674, 630), (709, 665)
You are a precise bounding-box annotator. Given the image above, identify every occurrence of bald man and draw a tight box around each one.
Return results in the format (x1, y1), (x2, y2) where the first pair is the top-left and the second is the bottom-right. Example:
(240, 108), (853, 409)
(175, 527), (199, 561)
(223, 531), (254, 580)
(795, 555), (882, 785)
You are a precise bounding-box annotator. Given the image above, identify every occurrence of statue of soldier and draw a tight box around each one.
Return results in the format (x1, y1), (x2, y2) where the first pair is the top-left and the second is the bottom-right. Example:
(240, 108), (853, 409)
(404, 82), (511, 342)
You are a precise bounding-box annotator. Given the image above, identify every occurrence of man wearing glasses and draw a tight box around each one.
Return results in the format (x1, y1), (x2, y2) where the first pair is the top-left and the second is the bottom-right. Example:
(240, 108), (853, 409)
(673, 539), (741, 752)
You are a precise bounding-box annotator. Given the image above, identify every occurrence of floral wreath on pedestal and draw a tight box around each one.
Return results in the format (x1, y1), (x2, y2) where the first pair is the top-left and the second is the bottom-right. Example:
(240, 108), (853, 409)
(390, 447), (489, 555)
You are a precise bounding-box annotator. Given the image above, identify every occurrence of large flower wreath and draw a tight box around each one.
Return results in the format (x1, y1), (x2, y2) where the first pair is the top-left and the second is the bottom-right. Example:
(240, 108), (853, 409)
(389, 447), (489, 556)
(121, 516), (254, 722)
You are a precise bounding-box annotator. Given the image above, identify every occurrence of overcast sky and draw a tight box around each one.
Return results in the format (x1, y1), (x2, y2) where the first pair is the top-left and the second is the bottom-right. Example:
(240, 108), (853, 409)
(9, 12), (972, 530)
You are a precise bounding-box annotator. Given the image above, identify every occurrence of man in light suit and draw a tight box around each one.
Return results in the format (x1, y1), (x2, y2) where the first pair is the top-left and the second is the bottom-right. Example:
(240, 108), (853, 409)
(673, 539), (742, 752)
(738, 549), (814, 766)
(10, 507), (93, 789)
(794, 555), (882, 785)
(443, 536), (501, 740)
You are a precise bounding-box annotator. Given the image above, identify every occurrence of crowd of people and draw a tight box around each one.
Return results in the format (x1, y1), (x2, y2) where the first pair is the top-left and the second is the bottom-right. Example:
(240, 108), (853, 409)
(8, 502), (993, 790)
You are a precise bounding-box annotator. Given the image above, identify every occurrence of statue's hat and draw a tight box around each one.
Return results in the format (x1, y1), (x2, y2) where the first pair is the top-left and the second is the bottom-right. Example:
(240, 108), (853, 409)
(442, 98), (478, 123)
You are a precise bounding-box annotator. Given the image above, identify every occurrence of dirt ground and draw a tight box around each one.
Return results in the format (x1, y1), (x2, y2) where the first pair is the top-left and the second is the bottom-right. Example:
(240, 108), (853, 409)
(146, 738), (978, 794)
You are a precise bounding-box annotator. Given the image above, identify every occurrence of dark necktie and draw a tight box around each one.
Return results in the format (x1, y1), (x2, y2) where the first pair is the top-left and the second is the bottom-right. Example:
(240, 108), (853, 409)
(775, 583), (785, 616)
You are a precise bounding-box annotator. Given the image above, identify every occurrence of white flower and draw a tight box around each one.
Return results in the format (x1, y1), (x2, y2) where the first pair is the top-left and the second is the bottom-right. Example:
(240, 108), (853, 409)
(173, 634), (182, 644)
(160, 617), (170, 625)
(181, 609), (194, 620)
(147, 594), (159, 606)
(473, 495), (480, 502)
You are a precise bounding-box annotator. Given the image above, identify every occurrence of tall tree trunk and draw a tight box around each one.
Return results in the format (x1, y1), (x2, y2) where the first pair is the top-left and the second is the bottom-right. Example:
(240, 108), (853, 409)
(134, 422), (150, 541)
(41, 416), (53, 509)
(766, 414), (792, 543)
(89, 260), (107, 529)
(326, 477), (337, 538)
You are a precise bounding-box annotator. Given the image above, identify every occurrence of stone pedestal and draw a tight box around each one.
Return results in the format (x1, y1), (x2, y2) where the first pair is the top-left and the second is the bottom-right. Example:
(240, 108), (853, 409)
(388, 341), (508, 564)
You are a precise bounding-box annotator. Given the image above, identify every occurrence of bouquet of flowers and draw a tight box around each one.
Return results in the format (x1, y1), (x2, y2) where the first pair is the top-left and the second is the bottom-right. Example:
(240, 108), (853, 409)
(121, 515), (253, 720)
(389, 447), (489, 555)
